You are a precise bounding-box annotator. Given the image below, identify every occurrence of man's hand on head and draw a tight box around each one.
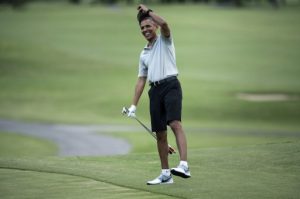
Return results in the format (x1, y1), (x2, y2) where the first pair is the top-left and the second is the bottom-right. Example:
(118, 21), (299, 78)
(137, 4), (149, 13)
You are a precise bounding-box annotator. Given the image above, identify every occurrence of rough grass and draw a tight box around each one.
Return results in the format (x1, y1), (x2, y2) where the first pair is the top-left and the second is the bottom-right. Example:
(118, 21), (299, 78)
(0, 3), (299, 127)
(0, 132), (57, 157)
(109, 127), (299, 153)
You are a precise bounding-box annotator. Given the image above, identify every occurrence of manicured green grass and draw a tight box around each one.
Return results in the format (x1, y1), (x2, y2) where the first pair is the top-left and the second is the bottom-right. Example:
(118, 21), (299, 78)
(0, 2), (300, 199)
(1, 125), (299, 199)
(0, 3), (299, 127)
(1, 140), (299, 199)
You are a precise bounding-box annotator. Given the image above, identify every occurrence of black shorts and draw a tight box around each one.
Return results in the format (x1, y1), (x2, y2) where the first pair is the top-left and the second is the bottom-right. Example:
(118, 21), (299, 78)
(148, 78), (182, 132)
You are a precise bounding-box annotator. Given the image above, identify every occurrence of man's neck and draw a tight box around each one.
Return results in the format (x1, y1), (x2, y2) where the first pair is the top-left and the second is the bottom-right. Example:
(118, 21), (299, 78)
(147, 36), (157, 48)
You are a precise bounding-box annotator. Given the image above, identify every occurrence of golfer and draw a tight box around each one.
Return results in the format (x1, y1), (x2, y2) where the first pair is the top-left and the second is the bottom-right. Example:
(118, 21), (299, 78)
(124, 4), (191, 185)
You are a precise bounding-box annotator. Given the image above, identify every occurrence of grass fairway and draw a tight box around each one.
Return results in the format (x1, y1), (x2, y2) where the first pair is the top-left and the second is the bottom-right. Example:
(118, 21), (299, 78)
(1, 141), (299, 199)
(1, 2), (300, 199)
(0, 126), (299, 198)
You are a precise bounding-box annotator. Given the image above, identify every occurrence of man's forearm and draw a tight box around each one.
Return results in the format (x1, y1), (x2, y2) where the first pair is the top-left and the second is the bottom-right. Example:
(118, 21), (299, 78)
(132, 77), (146, 106)
(148, 11), (167, 28)
(148, 11), (170, 37)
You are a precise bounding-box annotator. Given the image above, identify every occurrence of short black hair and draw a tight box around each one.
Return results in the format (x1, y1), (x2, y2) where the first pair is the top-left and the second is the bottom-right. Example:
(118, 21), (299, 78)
(137, 10), (151, 25)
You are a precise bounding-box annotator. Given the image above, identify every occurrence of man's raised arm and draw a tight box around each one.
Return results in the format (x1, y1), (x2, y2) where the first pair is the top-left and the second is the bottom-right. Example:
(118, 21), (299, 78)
(138, 4), (171, 38)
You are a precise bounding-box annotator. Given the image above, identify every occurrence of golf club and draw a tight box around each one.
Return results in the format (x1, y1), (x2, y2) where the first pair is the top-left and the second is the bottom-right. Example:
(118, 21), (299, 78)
(122, 107), (176, 154)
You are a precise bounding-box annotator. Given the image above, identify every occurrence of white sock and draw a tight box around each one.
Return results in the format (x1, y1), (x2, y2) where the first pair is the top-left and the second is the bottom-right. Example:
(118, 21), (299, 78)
(161, 169), (171, 176)
(180, 160), (188, 167)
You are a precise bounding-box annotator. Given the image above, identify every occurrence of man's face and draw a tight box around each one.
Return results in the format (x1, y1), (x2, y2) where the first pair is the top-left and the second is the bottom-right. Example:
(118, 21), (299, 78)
(140, 18), (158, 42)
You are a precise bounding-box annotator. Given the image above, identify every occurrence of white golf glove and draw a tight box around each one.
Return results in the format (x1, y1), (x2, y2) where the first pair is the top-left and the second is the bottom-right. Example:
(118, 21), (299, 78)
(126, 105), (136, 118)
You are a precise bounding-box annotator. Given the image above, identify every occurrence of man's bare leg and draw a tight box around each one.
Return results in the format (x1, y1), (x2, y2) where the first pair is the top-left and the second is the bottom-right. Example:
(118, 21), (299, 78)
(169, 120), (191, 178)
(146, 131), (173, 185)
(156, 131), (169, 169)
(169, 120), (187, 161)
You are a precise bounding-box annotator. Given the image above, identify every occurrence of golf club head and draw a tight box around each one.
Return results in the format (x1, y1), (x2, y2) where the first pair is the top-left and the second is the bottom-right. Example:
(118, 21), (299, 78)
(168, 145), (176, 154)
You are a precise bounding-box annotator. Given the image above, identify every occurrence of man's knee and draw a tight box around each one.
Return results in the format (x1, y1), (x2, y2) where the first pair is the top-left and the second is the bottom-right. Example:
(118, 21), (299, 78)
(169, 120), (182, 132)
(156, 131), (167, 142)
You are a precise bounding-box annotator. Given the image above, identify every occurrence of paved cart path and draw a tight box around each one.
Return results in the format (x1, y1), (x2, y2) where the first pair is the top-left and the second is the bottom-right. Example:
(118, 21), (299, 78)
(0, 119), (141, 157)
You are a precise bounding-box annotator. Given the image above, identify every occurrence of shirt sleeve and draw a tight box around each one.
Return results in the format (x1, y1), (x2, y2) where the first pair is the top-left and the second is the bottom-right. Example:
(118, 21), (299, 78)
(161, 34), (173, 46)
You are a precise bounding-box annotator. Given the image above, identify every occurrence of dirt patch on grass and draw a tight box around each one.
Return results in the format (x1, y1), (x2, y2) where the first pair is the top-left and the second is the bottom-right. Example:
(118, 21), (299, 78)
(237, 93), (299, 102)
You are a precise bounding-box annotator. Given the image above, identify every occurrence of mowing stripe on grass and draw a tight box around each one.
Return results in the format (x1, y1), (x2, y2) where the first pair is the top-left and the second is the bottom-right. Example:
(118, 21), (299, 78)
(0, 166), (184, 199)
(0, 168), (178, 199)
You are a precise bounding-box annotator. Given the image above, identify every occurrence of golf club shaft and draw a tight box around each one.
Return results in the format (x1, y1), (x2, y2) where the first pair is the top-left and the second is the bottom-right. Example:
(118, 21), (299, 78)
(122, 107), (176, 154)
(135, 117), (176, 153)
(134, 117), (157, 140)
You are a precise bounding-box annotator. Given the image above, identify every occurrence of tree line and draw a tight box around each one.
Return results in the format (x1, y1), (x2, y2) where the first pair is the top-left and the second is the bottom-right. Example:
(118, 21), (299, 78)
(77, 0), (284, 7)
(0, 0), (289, 9)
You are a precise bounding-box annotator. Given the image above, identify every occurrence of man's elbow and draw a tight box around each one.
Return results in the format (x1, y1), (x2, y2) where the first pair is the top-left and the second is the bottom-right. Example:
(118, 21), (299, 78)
(161, 22), (169, 30)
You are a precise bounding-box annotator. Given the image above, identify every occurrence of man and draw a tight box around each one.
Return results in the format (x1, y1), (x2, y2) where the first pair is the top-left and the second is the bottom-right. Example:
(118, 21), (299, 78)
(124, 4), (191, 185)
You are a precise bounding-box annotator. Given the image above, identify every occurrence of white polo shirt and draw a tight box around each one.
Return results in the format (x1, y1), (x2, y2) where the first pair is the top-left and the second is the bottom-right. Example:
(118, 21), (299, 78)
(138, 35), (178, 82)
